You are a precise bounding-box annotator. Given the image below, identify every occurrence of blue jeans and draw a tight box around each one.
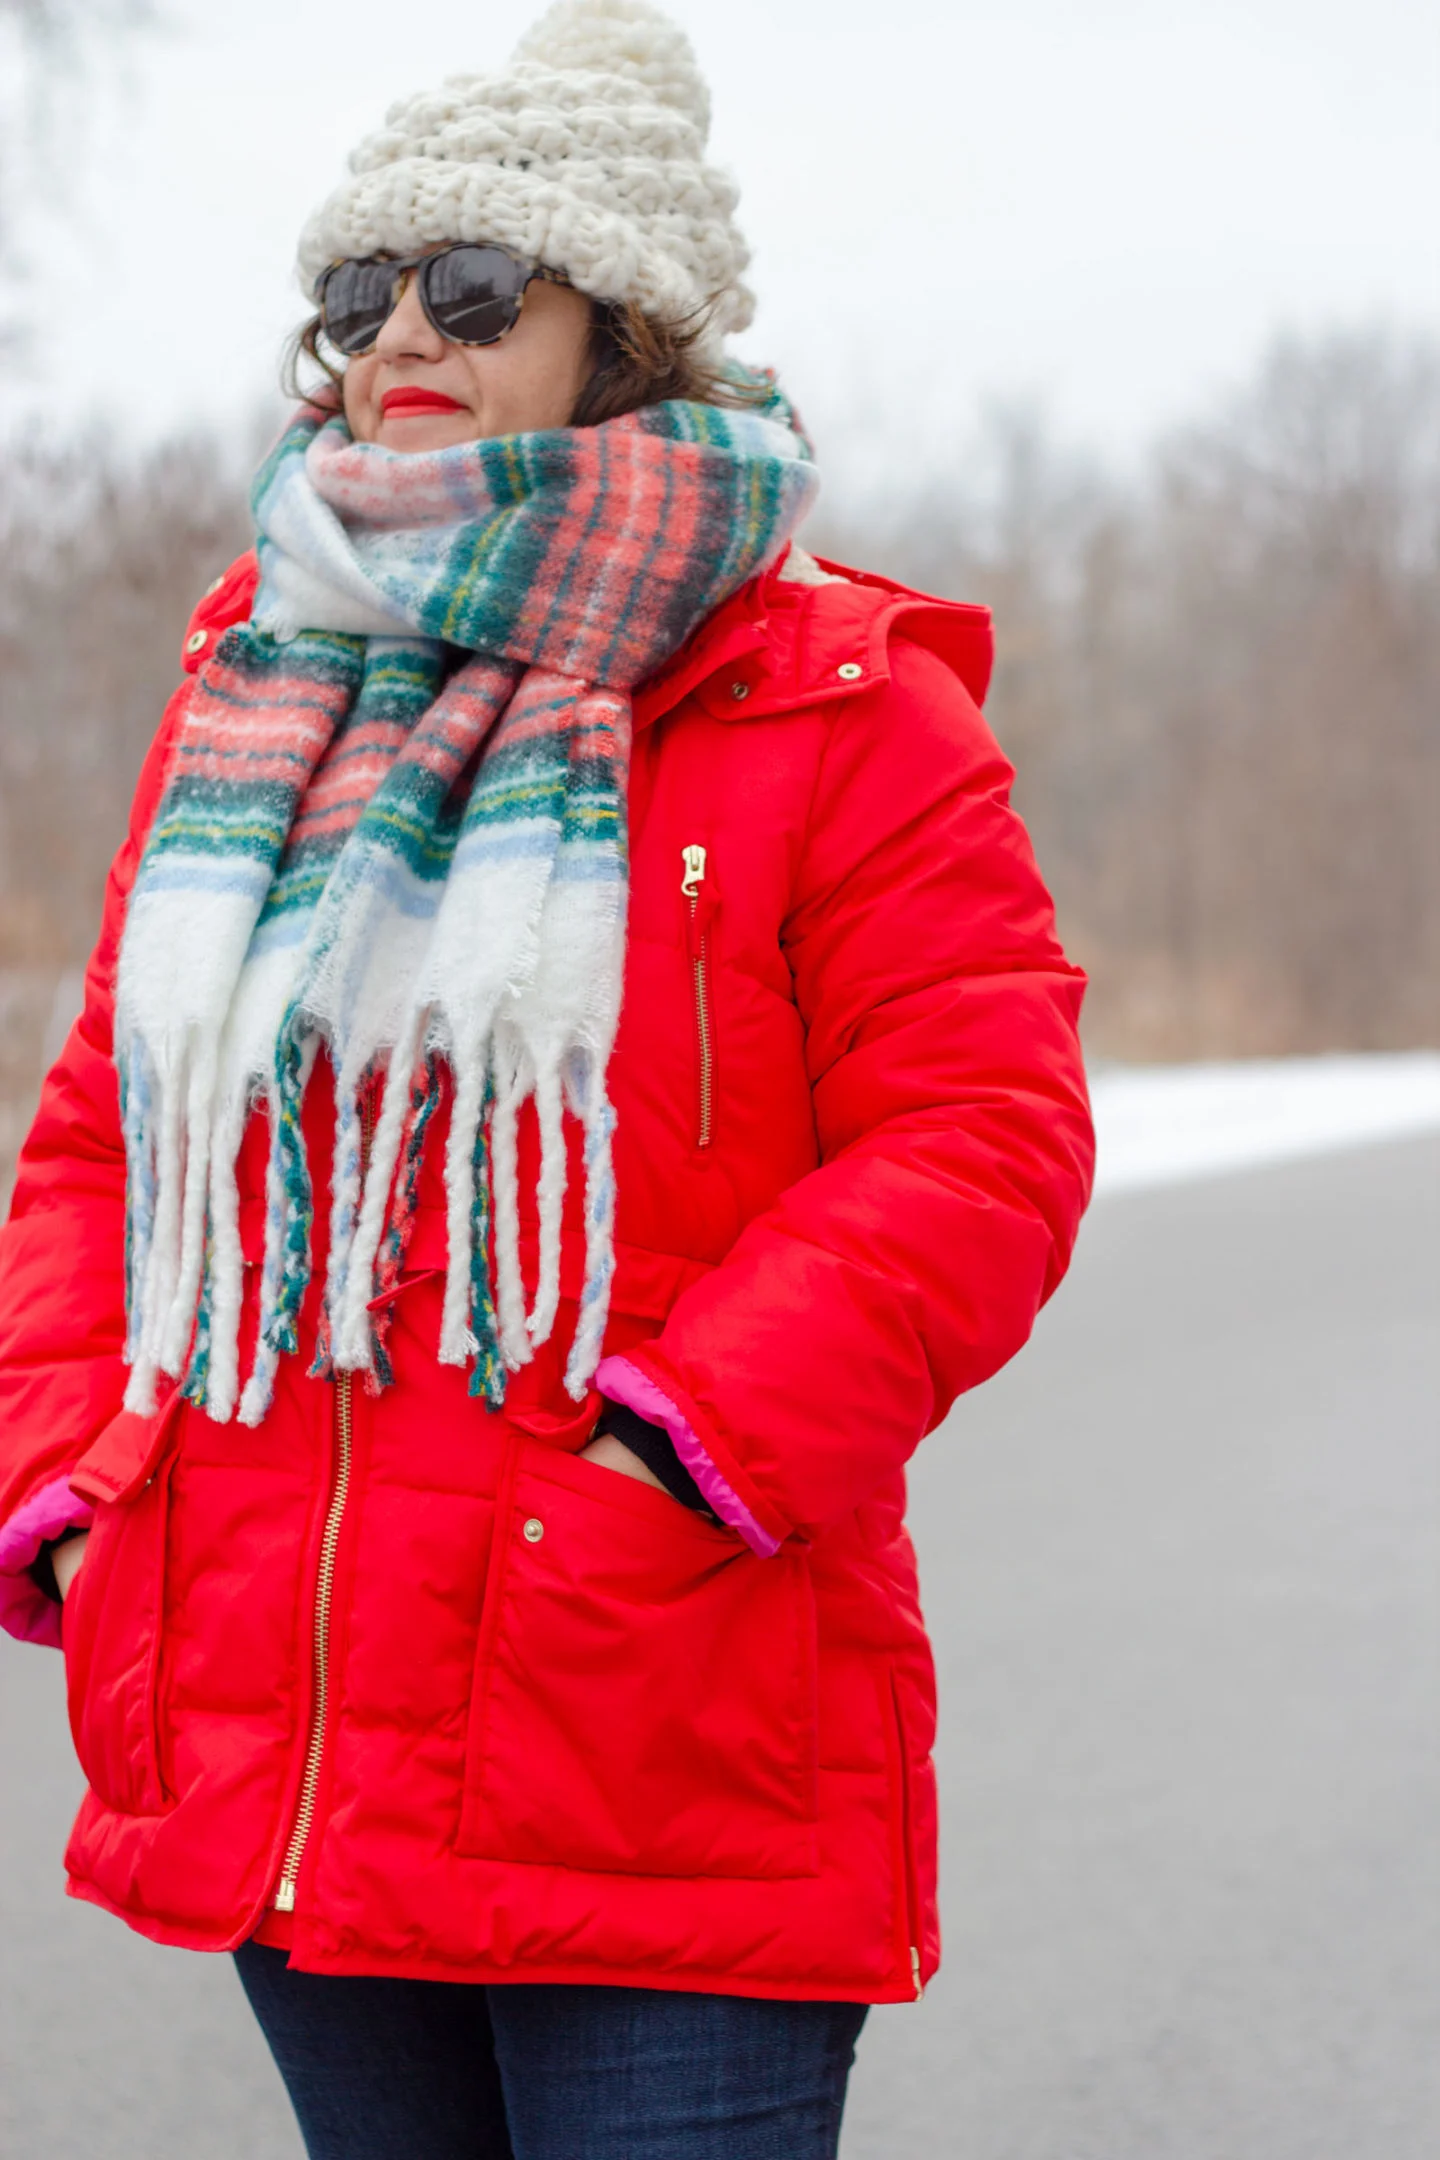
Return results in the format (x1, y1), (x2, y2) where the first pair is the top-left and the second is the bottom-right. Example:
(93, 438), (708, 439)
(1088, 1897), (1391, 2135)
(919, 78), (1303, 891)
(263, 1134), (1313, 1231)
(234, 1942), (869, 2160)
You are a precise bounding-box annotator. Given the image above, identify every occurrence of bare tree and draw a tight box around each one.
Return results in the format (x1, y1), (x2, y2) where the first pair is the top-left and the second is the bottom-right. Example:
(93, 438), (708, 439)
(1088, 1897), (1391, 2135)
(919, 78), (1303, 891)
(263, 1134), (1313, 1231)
(0, 426), (250, 1181)
(0, 431), (253, 962)
(812, 328), (1440, 1057)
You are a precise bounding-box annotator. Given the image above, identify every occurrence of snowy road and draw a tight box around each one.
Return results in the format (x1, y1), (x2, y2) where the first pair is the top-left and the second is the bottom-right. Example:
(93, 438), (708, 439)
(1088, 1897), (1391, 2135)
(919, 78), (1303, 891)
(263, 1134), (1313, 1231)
(844, 1130), (1439, 2160)
(2, 1124), (1436, 2159)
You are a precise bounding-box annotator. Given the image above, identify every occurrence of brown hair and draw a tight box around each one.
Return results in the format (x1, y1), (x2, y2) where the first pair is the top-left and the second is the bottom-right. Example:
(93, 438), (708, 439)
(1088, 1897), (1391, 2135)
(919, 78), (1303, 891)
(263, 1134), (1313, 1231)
(282, 292), (767, 425)
(572, 298), (767, 422)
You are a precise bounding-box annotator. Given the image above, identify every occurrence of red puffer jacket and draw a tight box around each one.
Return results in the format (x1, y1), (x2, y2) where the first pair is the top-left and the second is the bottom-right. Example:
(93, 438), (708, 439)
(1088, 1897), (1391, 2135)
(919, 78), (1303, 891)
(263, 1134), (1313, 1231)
(0, 546), (1092, 2003)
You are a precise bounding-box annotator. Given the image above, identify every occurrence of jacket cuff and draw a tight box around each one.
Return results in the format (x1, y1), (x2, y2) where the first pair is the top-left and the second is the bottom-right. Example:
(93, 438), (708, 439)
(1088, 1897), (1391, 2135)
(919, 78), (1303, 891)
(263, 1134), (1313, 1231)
(594, 1356), (786, 1557)
(0, 1475), (95, 1648)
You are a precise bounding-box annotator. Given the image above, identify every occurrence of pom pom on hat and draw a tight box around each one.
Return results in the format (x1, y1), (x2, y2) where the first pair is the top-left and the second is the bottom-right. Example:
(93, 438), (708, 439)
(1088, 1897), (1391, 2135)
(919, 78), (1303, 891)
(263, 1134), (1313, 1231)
(296, 0), (752, 353)
(514, 0), (712, 136)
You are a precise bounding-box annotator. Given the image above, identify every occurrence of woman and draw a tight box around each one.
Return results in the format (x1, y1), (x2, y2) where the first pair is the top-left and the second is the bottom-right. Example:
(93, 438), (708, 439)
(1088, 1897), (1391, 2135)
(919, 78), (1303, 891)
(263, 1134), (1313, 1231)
(0, 3), (1093, 2154)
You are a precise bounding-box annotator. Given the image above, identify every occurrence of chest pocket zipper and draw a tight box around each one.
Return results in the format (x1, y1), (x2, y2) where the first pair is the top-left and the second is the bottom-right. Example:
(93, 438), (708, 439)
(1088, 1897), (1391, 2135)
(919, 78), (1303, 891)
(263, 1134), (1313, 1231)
(681, 844), (716, 1150)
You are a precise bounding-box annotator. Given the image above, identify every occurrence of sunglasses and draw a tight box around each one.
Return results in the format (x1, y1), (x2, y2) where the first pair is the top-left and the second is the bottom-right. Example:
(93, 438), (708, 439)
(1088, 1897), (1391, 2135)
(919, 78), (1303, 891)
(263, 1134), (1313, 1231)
(317, 243), (571, 358)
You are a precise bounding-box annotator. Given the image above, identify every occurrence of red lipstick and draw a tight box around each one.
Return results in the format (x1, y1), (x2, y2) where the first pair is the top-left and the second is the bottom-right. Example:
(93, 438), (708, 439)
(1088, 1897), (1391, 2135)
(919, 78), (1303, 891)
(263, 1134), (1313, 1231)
(380, 387), (468, 418)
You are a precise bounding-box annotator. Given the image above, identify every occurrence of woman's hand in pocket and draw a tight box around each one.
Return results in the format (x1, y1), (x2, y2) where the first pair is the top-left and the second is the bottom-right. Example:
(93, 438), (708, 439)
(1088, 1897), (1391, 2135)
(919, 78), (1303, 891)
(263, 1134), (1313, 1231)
(575, 1432), (668, 1491)
(53, 1531), (91, 1602)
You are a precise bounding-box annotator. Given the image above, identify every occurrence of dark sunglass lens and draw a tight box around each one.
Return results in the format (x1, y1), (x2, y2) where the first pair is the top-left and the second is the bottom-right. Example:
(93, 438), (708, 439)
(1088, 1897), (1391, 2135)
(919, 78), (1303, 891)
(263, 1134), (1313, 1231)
(321, 261), (397, 355)
(422, 245), (528, 344)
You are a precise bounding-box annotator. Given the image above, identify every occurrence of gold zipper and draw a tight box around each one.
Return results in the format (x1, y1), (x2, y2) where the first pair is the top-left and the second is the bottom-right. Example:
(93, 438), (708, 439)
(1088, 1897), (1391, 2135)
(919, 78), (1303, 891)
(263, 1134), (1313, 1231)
(911, 1944), (925, 2000)
(681, 843), (714, 1150)
(273, 1090), (374, 1914)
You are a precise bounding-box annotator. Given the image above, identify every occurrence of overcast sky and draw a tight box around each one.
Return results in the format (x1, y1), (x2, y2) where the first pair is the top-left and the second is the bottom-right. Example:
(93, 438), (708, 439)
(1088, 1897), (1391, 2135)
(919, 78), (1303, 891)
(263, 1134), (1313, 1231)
(4, 0), (1438, 479)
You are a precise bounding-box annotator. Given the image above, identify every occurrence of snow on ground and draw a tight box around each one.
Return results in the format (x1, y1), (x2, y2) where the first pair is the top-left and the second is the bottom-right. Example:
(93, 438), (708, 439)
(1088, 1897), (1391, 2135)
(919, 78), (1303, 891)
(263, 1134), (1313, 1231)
(1090, 1051), (1440, 1196)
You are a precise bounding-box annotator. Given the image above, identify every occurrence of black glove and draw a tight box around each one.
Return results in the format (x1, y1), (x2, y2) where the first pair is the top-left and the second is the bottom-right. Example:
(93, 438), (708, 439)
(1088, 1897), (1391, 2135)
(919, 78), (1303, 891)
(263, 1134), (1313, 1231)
(592, 1401), (721, 1524)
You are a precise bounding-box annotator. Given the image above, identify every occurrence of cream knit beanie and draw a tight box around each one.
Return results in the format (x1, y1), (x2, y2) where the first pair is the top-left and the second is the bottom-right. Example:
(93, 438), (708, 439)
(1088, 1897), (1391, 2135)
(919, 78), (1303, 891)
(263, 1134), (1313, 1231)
(296, 0), (754, 354)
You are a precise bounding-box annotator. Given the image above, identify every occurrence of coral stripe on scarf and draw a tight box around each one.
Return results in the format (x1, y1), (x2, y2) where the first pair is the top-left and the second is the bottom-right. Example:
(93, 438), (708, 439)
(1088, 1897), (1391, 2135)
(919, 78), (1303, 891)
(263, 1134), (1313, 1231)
(116, 390), (816, 1424)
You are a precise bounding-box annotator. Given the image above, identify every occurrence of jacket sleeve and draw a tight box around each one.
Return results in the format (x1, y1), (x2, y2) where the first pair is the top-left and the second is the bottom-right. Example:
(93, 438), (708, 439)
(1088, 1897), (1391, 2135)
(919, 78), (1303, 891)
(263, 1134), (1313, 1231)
(597, 637), (1095, 1553)
(0, 688), (187, 1644)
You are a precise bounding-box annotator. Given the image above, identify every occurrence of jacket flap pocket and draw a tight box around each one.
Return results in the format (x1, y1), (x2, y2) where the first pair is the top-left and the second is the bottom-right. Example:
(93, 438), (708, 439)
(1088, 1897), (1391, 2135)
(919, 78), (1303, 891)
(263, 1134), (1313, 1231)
(69, 1389), (185, 1507)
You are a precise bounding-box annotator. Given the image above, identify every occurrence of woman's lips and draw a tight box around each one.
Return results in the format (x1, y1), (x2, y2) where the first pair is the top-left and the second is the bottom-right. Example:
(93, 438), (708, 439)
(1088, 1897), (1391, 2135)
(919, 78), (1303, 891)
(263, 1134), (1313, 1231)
(380, 387), (468, 417)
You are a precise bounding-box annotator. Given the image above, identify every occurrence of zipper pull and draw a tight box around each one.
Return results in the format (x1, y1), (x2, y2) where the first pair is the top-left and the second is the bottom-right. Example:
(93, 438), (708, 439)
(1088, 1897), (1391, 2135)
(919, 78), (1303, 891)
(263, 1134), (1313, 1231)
(682, 842), (716, 1151)
(681, 842), (707, 900)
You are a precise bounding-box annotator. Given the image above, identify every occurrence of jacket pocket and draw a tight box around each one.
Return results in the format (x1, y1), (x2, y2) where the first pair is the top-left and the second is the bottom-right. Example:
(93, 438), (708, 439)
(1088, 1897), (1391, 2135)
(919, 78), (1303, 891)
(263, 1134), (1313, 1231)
(456, 1444), (818, 1878)
(62, 1402), (182, 1817)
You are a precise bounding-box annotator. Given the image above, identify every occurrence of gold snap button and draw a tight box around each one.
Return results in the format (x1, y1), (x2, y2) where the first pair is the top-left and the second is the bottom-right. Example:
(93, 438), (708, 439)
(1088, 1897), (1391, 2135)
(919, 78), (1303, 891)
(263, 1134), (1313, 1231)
(837, 661), (863, 681)
(522, 1517), (544, 1543)
(730, 680), (751, 701)
(185, 629), (208, 654)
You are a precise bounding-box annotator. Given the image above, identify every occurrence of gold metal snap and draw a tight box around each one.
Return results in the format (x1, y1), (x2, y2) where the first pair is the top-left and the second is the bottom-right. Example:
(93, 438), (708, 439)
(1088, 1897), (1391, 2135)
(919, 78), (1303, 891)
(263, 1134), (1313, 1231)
(185, 629), (208, 654)
(837, 661), (863, 681)
(730, 680), (751, 700)
(522, 1517), (544, 1543)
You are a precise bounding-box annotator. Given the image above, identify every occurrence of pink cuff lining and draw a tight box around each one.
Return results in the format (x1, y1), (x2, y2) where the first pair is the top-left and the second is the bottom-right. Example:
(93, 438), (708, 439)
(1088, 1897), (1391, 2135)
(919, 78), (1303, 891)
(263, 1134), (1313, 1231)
(595, 1356), (780, 1558)
(0, 1475), (95, 1649)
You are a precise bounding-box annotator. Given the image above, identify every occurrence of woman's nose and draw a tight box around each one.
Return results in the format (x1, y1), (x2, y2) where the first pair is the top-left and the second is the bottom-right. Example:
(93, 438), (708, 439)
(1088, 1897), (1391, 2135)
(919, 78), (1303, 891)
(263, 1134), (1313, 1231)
(374, 269), (445, 360)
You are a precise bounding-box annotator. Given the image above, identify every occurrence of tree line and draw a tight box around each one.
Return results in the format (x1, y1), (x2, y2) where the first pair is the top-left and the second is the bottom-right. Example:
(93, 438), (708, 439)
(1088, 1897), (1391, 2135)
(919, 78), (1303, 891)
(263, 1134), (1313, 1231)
(0, 329), (1435, 1169)
(813, 327), (1440, 1056)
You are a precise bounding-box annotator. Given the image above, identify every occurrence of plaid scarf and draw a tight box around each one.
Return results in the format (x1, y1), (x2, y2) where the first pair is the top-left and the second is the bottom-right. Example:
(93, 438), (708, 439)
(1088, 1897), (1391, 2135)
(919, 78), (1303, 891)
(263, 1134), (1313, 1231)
(116, 393), (816, 1426)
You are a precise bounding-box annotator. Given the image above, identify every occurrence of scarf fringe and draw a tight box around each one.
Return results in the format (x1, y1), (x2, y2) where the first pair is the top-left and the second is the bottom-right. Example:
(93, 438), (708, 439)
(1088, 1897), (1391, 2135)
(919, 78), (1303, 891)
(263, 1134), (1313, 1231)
(565, 1061), (618, 1400)
(121, 1017), (619, 1421)
(367, 1050), (444, 1388)
(489, 1041), (532, 1375)
(465, 1072), (505, 1407)
(438, 1054), (488, 1368)
(329, 1016), (422, 1374)
(198, 1091), (250, 1422)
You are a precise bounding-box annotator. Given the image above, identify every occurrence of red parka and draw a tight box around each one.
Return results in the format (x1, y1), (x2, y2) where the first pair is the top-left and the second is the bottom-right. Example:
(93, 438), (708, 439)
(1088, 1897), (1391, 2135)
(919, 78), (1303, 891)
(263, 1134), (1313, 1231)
(0, 547), (1093, 2003)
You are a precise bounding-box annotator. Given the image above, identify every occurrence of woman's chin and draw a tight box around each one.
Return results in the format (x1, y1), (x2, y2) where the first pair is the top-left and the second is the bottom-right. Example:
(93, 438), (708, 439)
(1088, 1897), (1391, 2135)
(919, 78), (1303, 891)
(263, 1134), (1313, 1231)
(375, 412), (479, 454)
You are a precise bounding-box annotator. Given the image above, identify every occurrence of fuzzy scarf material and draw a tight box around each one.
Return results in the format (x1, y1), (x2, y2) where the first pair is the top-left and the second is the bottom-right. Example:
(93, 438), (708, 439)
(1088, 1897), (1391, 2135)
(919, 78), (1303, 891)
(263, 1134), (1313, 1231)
(116, 393), (816, 1424)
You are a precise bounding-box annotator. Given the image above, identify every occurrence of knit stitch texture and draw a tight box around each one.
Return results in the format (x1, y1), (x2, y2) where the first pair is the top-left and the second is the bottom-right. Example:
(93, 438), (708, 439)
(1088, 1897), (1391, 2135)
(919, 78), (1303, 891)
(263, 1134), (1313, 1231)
(115, 391), (816, 1424)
